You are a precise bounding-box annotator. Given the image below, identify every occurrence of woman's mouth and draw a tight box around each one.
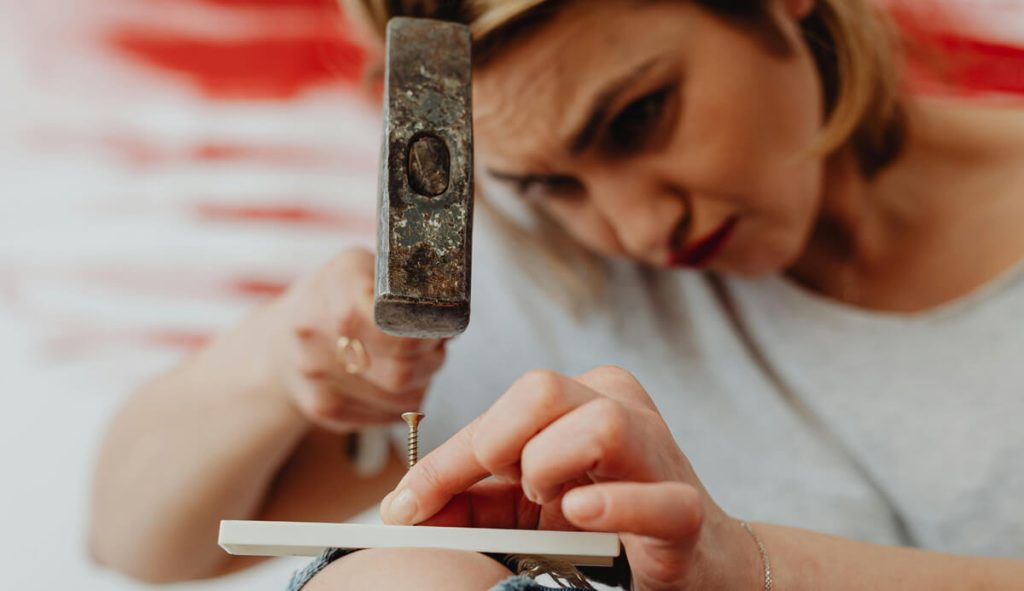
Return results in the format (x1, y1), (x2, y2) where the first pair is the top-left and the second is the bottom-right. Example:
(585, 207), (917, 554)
(669, 215), (739, 268)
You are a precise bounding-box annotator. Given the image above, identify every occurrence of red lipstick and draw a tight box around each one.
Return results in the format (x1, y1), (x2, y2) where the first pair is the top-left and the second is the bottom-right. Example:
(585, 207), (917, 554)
(669, 215), (739, 268)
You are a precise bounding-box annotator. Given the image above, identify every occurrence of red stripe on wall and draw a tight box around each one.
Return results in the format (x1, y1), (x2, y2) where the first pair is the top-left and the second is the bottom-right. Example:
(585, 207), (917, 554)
(142, 330), (211, 350)
(197, 0), (336, 6)
(193, 203), (375, 232)
(890, 5), (1024, 98)
(230, 278), (289, 297)
(918, 32), (1024, 96)
(106, 28), (366, 100)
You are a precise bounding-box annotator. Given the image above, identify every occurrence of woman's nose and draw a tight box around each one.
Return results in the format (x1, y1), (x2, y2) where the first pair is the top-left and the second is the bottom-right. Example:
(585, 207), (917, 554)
(587, 176), (687, 260)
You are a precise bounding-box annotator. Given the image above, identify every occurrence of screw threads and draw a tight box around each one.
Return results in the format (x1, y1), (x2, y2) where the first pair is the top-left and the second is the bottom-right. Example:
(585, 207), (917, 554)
(401, 412), (425, 470)
(407, 429), (418, 468)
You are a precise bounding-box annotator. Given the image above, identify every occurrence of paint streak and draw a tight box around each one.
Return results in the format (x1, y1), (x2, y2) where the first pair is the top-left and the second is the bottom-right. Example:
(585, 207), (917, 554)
(108, 31), (365, 100)
(194, 203), (375, 232)
(89, 266), (294, 300)
(143, 330), (211, 350)
(91, 133), (370, 170)
(189, 140), (379, 172)
(105, 0), (367, 101)
(889, 4), (1024, 98)
(42, 327), (211, 360)
(190, 142), (324, 164)
(199, 0), (334, 6)
(230, 278), (288, 297)
(912, 32), (1024, 97)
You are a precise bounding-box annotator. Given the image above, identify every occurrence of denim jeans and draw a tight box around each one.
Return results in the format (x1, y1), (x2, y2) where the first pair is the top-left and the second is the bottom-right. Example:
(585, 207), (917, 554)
(285, 548), (597, 591)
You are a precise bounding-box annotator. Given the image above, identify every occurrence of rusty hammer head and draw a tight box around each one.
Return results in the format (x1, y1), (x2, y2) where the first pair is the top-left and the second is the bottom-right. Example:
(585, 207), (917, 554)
(374, 17), (473, 339)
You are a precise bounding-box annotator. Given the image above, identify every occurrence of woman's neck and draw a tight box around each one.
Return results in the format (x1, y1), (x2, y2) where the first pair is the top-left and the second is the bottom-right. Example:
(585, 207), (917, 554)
(788, 97), (1024, 312)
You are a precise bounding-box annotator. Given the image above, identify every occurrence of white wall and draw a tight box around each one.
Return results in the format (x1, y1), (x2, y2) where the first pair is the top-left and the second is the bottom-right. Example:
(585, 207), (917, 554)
(0, 0), (380, 588)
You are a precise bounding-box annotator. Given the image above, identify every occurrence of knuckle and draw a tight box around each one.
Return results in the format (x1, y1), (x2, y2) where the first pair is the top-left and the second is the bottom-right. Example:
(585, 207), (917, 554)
(296, 357), (329, 382)
(300, 367), (330, 381)
(590, 398), (629, 448)
(517, 369), (564, 411)
(325, 250), (373, 293)
(466, 418), (503, 471)
(473, 442), (505, 474)
(290, 319), (318, 341)
(592, 364), (635, 383)
(382, 361), (415, 391)
(336, 308), (360, 337)
(329, 249), (362, 271)
(305, 389), (346, 421)
(645, 554), (686, 584)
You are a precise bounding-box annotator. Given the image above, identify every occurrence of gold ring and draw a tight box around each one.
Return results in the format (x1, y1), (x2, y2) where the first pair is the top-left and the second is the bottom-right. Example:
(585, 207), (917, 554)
(336, 336), (370, 374)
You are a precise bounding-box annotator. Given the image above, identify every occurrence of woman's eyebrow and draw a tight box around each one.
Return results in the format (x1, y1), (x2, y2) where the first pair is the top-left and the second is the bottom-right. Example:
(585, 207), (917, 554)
(565, 56), (668, 156)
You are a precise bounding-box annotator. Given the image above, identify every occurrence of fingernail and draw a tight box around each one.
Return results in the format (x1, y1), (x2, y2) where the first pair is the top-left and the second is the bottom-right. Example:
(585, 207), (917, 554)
(522, 482), (539, 504)
(563, 489), (605, 520)
(387, 488), (420, 525)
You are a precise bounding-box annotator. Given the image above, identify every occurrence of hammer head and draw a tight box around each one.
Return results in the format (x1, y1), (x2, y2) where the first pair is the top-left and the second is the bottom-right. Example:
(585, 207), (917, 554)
(374, 17), (473, 339)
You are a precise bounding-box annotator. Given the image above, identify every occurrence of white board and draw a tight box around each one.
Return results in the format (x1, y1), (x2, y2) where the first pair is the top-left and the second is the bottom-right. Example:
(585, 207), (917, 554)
(219, 520), (620, 567)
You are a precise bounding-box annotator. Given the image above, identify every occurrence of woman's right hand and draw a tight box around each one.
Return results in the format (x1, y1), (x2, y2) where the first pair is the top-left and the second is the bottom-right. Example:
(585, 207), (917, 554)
(264, 248), (446, 433)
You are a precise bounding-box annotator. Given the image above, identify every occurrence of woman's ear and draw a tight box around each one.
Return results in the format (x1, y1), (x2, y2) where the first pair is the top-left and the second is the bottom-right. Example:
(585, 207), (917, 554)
(782, 0), (816, 20)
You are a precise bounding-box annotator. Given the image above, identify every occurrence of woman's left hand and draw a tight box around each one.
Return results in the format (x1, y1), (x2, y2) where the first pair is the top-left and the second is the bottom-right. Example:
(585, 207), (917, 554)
(380, 366), (759, 591)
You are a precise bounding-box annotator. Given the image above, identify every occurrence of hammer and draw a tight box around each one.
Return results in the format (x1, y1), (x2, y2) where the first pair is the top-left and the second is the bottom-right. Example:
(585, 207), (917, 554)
(374, 17), (474, 339)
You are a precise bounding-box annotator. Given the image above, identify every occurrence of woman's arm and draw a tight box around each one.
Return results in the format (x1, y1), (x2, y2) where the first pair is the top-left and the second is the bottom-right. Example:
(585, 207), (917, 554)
(89, 250), (443, 582)
(759, 523), (1024, 591)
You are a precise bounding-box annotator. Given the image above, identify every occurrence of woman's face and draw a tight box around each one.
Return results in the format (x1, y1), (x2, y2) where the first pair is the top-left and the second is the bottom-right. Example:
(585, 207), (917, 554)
(474, 0), (825, 274)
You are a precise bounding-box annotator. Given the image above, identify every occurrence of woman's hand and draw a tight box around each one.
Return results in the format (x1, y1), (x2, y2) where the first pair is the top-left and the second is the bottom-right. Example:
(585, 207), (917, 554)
(265, 248), (446, 433)
(379, 366), (759, 591)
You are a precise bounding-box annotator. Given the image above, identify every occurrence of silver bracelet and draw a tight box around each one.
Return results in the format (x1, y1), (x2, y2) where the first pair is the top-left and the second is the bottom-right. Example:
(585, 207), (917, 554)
(738, 520), (773, 591)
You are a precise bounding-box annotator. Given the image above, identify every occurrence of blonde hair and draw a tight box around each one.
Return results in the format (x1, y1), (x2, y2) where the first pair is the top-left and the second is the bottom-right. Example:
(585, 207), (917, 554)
(344, 0), (906, 314)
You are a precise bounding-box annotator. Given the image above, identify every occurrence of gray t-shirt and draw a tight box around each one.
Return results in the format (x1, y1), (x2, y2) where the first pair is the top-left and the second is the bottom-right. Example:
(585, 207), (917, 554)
(417, 223), (1024, 558)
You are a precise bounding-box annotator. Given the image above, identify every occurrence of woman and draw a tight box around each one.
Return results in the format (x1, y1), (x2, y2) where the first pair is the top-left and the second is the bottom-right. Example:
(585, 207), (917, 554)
(89, 0), (1024, 589)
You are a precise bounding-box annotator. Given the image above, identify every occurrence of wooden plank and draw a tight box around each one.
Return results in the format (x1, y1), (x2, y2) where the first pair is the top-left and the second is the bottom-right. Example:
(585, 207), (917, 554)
(219, 520), (620, 567)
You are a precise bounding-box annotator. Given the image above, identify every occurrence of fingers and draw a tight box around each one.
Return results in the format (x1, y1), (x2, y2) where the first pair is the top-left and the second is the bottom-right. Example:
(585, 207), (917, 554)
(291, 331), (434, 405)
(276, 248), (450, 434)
(562, 481), (703, 543)
(381, 416), (490, 525)
(295, 313), (446, 394)
(317, 248), (445, 358)
(520, 397), (650, 503)
(329, 270), (442, 358)
(575, 365), (657, 411)
(562, 482), (704, 586)
(359, 346), (446, 393)
(341, 309), (445, 358)
(474, 370), (601, 482)
(290, 380), (407, 431)
(381, 370), (602, 525)
(402, 480), (529, 529)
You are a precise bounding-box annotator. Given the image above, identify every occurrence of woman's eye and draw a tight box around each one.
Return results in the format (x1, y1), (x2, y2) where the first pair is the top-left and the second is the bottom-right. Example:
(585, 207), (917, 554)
(520, 175), (583, 201)
(606, 87), (673, 154)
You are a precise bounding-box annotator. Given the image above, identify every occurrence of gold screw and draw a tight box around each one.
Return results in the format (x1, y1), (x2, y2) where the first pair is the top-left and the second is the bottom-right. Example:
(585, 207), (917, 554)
(401, 412), (425, 470)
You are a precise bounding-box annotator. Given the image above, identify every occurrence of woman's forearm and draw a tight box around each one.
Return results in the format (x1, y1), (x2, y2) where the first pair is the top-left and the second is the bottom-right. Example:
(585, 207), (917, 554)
(758, 522), (1024, 590)
(89, 303), (309, 582)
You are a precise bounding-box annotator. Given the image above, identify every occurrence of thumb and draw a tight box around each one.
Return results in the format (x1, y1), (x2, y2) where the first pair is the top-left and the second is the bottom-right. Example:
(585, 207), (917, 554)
(562, 481), (704, 586)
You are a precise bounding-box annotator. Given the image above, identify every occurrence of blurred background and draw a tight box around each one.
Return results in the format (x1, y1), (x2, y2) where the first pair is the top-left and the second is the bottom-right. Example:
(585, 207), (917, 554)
(0, 0), (1021, 589)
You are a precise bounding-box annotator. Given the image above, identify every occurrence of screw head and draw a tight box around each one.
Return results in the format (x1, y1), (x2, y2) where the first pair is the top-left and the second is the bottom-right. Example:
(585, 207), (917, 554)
(402, 412), (425, 428)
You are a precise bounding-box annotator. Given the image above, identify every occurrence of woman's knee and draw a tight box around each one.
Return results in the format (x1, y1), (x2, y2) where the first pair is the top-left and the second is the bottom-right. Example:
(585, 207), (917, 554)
(303, 547), (513, 591)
